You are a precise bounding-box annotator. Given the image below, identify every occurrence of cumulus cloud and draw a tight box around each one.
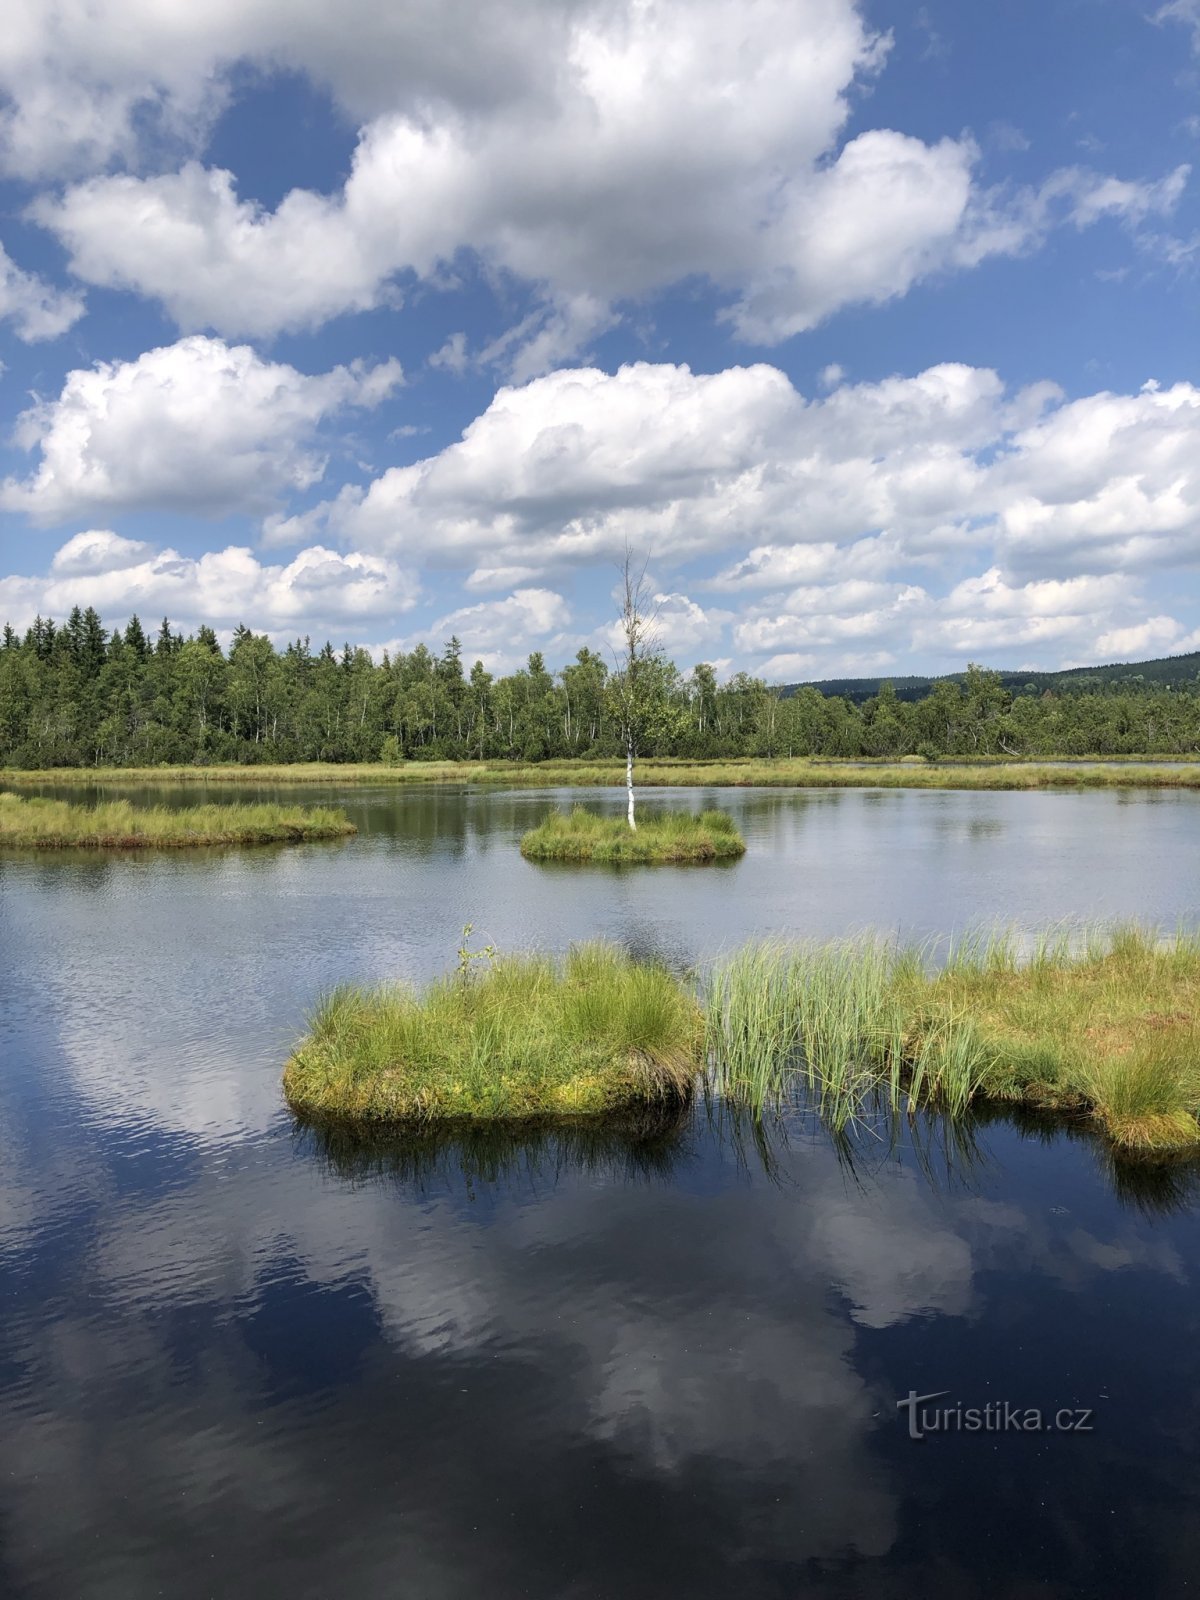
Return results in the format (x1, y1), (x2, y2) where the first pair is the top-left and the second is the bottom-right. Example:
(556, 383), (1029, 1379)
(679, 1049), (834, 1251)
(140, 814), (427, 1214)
(283, 359), (1200, 597)
(995, 380), (1200, 576)
(6, 353), (1198, 677)
(743, 568), (1183, 676)
(1, 336), (403, 524)
(0, 242), (84, 340)
(287, 360), (1017, 573)
(243, 356), (1200, 674)
(910, 569), (1135, 654)
(0, 534), (417, 636)
(23, 0), (1184, 360)
(0, 0), (586, 179)
(428, 587), (573, 669)
(1094, 615), (1193, 659)
(49, 528), (153, 575)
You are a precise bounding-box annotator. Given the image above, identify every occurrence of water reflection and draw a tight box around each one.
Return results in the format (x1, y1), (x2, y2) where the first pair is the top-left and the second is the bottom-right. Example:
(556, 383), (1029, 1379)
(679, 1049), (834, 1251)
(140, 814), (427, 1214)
(295, 1103), (695, 1192)
(5, 783), (1200, 1595)
(295, 1090), (1200, 1226)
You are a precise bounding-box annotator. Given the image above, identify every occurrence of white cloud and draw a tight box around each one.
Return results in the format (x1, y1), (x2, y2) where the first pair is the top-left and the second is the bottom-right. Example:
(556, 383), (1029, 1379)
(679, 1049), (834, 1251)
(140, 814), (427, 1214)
(0, 0), (587, 178)
(1094, 615), (1185, 659)
(733, 582), (929, 655)
(1157, 0), (1200, 52)
(728, 130), (977, 342)
(599, 590), (729, 661)
(2, 336), (403, 524)
(995, 380), (1200, 575)
(49, 528), (152, 575)
(0, 535), (417, 636)
(25, 0), (1182, 360)
(292, 360), (1023, 573)
(428, 332), (469, 375)
(285, 360), (1200, 620)
(707, 538), (894, 591)
(423, 587), (573, 671)
(0, 242), (84, 340)
(911, 569), (1136, 654)
(27, 0), (879, 345)
(7, 353), (1199, 679)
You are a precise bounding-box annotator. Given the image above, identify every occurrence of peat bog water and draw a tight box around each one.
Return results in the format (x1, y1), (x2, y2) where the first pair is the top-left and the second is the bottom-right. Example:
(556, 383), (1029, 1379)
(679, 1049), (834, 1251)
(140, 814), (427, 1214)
(4, 782), (1200, 1597)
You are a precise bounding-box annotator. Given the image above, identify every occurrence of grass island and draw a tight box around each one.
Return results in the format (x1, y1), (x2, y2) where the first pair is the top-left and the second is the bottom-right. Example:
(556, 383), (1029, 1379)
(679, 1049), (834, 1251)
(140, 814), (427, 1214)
(0, 793), (357, 849)
(520, 806), (746, 863)
(707, 926), (1200, 1156)
(283, 943), (703, 1123)
(288, 925), (1200, 1157)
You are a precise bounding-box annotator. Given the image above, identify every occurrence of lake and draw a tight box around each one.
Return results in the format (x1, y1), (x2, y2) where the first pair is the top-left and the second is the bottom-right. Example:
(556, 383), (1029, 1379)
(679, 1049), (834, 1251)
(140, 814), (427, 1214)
(3, 783), (1200, 1597)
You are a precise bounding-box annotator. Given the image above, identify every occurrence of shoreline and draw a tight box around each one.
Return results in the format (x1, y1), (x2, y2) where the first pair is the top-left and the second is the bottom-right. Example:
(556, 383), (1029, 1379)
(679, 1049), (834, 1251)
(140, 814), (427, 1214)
(7, 755), (1200, 792)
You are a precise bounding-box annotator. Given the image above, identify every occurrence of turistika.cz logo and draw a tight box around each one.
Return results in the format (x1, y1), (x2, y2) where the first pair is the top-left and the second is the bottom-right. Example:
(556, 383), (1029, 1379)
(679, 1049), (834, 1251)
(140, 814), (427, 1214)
(897, 1390), (1094, 1441)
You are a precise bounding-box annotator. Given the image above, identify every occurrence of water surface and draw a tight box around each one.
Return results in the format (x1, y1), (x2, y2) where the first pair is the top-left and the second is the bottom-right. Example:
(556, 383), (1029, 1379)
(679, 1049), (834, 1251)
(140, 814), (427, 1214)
(3, 784), (1200, 1597)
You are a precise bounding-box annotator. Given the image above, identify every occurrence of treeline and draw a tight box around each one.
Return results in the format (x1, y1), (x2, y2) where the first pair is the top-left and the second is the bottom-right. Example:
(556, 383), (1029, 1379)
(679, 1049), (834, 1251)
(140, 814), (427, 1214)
(5, 608), (1200, 768)
(795, 649), (1200, 705)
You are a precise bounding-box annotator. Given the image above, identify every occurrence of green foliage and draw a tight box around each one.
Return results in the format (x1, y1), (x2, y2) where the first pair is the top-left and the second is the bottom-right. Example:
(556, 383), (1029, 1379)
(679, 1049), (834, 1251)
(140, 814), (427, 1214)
(0, 792), (356, 848)
(283, 943), (703, 1122)
(520, 807), (746, 862)
(706, 925), (1200, 1155)
(9, 609), (1200, 770)
(456, 922), (498, 978)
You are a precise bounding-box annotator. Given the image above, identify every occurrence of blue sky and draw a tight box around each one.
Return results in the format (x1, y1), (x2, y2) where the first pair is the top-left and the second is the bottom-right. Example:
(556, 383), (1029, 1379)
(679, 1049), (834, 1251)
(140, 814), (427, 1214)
(0, 0), (1198, 680)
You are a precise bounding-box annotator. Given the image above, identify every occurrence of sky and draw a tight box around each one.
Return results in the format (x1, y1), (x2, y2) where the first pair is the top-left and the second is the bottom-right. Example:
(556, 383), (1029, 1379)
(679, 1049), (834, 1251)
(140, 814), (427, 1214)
(0, 0), (1198, 682)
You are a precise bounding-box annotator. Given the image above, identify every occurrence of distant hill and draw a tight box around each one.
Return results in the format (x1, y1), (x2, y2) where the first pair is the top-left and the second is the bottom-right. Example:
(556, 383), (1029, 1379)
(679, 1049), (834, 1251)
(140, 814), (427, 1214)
(783, 651), (1200, 704)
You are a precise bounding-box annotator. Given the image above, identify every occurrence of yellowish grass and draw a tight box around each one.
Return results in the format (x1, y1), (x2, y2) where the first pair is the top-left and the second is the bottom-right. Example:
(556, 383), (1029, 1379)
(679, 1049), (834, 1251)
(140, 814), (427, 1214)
(5, 757), (1200, 791)
(0, 792), (356, 848)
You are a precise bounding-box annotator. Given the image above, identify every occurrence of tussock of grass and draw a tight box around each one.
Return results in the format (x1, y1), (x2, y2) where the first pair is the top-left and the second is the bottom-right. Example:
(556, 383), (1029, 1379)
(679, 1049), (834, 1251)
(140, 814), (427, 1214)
(706, 926), (1200, 1156)
(0, 792), (356, 849)
(6, 756), (1200, 790)
(283, 943), (703, 1123)
(520, 806), (746, 864)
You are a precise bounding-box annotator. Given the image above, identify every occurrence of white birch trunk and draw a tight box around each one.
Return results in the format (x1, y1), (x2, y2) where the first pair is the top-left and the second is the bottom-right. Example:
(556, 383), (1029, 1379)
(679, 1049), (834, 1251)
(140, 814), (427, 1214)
(626, 742), (637, 830)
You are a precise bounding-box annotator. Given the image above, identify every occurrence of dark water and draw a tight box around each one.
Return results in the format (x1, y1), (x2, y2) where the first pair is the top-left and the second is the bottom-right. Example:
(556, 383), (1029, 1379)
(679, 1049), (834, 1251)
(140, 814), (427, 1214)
(4, 784), (1200, 1598)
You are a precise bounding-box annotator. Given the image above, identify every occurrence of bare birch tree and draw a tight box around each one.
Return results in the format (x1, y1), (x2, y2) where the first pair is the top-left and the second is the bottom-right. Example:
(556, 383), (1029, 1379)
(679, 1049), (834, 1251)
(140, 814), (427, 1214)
(611, 547), (659, 831)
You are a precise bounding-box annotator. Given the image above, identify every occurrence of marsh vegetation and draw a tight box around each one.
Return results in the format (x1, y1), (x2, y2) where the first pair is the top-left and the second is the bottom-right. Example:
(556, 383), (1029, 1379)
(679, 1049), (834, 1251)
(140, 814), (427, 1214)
(520, 806), (746, 863)
(0, 793), (357, 848)
(283, 942), (703, 1123)
(285, 921), (1200, 1157)
(706, 926), (1200, 1155)
(8, 756), (1200, 791)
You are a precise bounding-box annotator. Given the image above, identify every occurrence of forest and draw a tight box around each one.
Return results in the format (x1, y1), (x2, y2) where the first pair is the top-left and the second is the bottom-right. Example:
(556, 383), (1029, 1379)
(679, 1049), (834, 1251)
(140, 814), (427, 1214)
(5, 606), (1200, 768)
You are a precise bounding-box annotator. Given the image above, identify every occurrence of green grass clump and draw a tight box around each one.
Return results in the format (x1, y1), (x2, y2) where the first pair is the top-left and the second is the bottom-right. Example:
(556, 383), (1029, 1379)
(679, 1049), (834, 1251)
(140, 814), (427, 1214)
(706, 926), (1200, 1156)
(520, 807), (746, 863)
(283, 943), (703, 1123)
(0, 792), (356, 849)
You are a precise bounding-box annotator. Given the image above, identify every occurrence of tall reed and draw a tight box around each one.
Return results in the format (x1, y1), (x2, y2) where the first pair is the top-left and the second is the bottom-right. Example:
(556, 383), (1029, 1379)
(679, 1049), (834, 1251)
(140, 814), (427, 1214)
(705, 924), (1200, 1153)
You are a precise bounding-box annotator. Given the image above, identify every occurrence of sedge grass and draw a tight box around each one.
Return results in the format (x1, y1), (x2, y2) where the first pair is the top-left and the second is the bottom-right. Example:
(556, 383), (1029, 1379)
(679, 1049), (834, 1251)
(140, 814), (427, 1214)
(283, 942), (703, 1124)
(6, 757), (1200, 791)
(520, 807), (746, 864)
(706, 925), (1200, 1155)
(0, 792), (356, 848)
